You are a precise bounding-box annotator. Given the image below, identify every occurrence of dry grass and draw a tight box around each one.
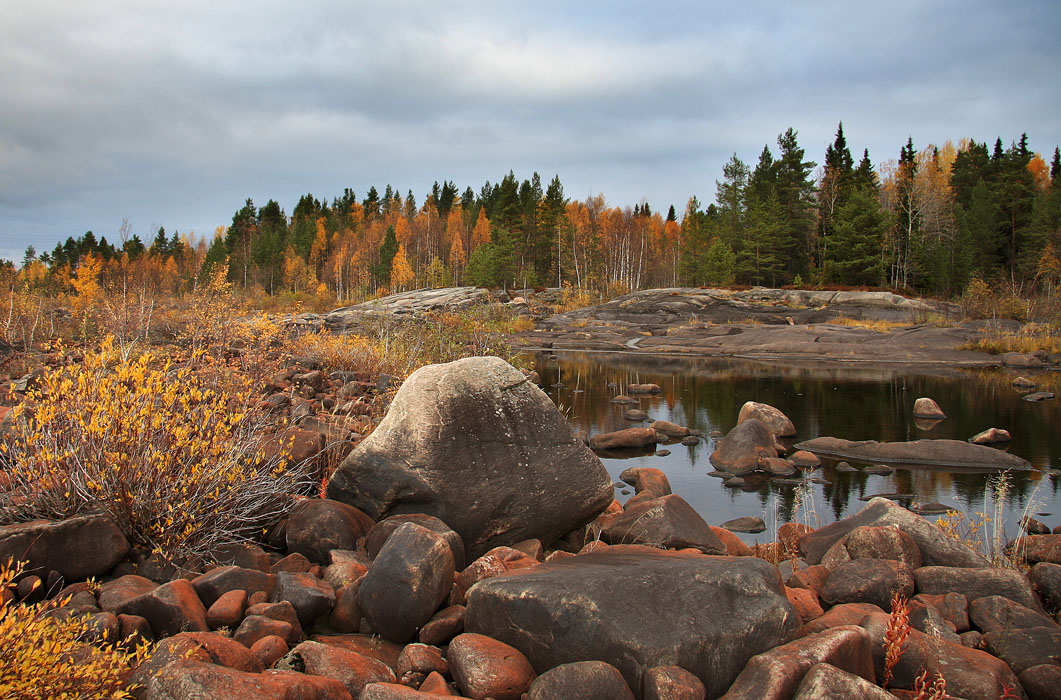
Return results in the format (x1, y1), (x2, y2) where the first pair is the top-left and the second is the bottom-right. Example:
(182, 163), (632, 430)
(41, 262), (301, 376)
(958, 327), (1061, 355)
(826, 316), (909, 332)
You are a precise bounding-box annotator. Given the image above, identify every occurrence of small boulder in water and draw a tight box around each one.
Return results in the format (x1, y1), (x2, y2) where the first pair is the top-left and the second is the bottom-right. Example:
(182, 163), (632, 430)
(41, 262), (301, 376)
(913, 397), (946, 419)
(969, 428), (1012, 445)
(627, 383), (662, 395)
(737, 401), (796, 437)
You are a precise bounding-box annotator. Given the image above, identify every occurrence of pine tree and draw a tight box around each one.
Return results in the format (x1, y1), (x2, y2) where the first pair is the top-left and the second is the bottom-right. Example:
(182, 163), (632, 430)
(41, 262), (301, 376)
(372, 225), (399, 288)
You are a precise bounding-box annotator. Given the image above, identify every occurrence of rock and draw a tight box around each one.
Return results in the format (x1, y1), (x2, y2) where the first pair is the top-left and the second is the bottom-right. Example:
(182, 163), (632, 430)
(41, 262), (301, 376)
(359, 523), (455, 644)
(310, 634), (403, 669)
(969, 427), (1013, 444)
(211, 543), (273, 572)
(1023, 391), (1055, 402)
(251, 635), (288, 668)
(140, 659), (350, 700)
(721, 516), (766, 534)
(821, 559), (913, 609)
(1014, 534), (1061, 565)
(327, 357), (613, 559)
(737, 401), (796, 437)
(453, 546), (539, 605)
(599, 494), (726, 553)
(835, 461), (857, 472)
(795, 436), (1030, 469)
(819, 525), (922, 571)
(233, 614), (297, 648)
(798, 498), (990, 568)
(525, 660), (635, 700)
(192, 566), (275, 608)
(717, 626), (875, 700)
(271, 552), (314, 574)
(419, 605), (465, 646)
(612, 395), (638, 404)
(285, 499), (375, 564)
(786, 587), (824, 623)
(643, 666), (706, 700)
(324, 561), (368, 591)
(913, 566), (1042, 610)
(709, 419), (778, 475)
(791, 663), (895, 700)
(650, 420), (689, 438)
(97, 575), (157, 613)
(117, 578), (208, 637)
(907, 598), (961, 643)
(860, 611), (1023, 700)
(129, 631), (264, 690)
(1020, 664), (1061, 700)
(627, 383), (662, 394)
(624, 409), (649, 421)
(1029, 562), (1061, 612)
(680, 435), (700, 446)
(0, 515), (129, 581)
(366, 514), (467, 571)
(448, 633), (536, 700)
(1025, 518), (1051, 535)
(710, 526), (755, 556)
(397, 643), (448, 679)
(1004, 352), (1045, 368)
(360, 682), (460, 699)
(982, 625), (1061, 674)
(1013, 376), (1038, 389)
(589, 427), (658, 450)
(971, 595), (1055, 635)
(206, 589), (247, 630)
(272, 571), (336, 628)
(283, 640), (396, 697)
(789, 450), (820, 468)
(118, 613), (154, 648)
(328, 580), (362, 633)
(465, 548), (799, 698)
(799, 603), (884, 636)
(913, 397), (946, 418)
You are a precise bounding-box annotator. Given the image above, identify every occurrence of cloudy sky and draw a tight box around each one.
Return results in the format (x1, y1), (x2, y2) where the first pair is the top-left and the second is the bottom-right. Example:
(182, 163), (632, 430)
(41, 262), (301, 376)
(2, 0), (1058, 263)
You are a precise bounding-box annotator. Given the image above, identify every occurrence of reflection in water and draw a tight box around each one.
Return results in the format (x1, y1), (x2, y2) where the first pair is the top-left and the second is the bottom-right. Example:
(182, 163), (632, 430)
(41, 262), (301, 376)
(531, 351), (1061, 542)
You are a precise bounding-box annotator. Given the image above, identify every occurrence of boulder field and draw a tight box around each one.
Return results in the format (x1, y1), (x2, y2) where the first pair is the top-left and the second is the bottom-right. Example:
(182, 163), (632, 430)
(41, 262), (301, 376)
(2, 356), (1059, 700)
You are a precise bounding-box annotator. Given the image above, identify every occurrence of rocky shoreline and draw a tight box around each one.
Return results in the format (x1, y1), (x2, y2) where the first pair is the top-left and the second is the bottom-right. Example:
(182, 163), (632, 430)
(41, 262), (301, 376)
(3, 355), (1060, 699)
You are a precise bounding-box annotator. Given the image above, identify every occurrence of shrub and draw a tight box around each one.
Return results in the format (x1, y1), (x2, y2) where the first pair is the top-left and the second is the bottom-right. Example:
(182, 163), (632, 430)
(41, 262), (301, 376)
(0, 559), (150, 699)
(0, 337), (312, 566)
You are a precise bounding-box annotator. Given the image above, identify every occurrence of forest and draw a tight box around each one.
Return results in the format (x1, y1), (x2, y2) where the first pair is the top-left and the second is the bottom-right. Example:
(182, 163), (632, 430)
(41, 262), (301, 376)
(11, 125), (1061, 305)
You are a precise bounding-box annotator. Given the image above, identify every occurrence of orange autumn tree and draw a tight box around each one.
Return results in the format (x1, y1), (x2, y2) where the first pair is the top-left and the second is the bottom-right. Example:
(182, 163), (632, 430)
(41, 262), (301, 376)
(391, 243), (414, 291)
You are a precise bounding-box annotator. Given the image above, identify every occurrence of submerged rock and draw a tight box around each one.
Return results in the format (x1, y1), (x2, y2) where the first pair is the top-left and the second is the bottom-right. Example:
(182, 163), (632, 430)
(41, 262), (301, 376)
(794, 436), (1030, 470)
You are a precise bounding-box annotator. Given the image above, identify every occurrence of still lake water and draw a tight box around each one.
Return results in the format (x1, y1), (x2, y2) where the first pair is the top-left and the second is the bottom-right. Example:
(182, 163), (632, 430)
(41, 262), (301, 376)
(530, 351), (1061, 543)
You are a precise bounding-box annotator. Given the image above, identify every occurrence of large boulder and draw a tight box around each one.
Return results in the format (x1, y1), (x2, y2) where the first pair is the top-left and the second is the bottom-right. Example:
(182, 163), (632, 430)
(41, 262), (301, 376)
(709, 419), (778, 475)
(0, 515), (129, 581)
(737, 402), (796, 437)
(798, 498), (990, 568)
(466, 548), (799, 699)
(794, 436), (1030, 470)
(285, 499), (374, 564)
(327, 357), (613, 558)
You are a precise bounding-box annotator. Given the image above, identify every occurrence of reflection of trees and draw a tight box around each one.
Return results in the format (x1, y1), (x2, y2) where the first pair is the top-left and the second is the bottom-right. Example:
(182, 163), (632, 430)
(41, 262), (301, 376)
(531, 351), (1061, 527)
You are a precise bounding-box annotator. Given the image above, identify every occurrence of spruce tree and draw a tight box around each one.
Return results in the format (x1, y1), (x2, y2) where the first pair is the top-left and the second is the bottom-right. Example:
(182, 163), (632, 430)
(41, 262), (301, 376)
(372, 225), (399, 288)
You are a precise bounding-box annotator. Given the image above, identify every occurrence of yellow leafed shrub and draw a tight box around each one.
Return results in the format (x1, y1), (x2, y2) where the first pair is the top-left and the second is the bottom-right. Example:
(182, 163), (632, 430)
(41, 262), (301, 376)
(0, 560), (150, 699)
(0, 337), (312, 566)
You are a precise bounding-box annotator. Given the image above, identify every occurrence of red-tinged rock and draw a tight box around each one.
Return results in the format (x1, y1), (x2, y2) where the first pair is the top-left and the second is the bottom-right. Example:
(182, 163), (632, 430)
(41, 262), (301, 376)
(785, 586), (824, 623)
(250, 634), (288, 668)
(709, 419), (778, 475)
(118, 578), (208, 637)
(913, 592), (969, 633)
(207, 589), (247, 630)
(234, 614), (297, 648)
(709, 526), (754, 556)
(860, 611), (1024, 700)
(286, 498), (374, 565)
(129, 631), (264, 690)
(448, 633), (536, 700)
(778, 522), (814, 553)
(359, 523), (455, 644)
(419, 671), (455, 695)
(140, 659), (352, 700)
(192, 565), (275, 608)
(211, 543), (273, 572)
(248, 590), (269, 606)
(511, 539), (544, 561)
(738, 401), (796, 437)
(798, 603), (884, 636)
(367, 514), (467, 572)
(982, 625), (1061, 674)
(599, 494), (726, 554)
(589, 427), (658, 450)
(718, 625), (875, 700)
(397, 643), (448, 679)
(789, 450), (820, 468)
(970, 595), (1055, 634)
(821, 559), (914, 610)
(791, 662), (895, 700)
(282, 640), (396, 697)
(820, 525), (922, 571)
(1014, 534), (1061, 565)
(650, 420), (689, 438)
(272, 570), (335, 628)
(359, 682), (462, 699)
(913, 566), (1042, 610)
(310, 634), (403, 670)
(913, 397), (946, 418)
(452, 547), (539, 605)
(329, 580), (363, 633)
(263, 668), (355, 699)
(97, 574), (157, 613)
(1020, 664), (1061, 700)
(619, 467), (672, 498)
(0, 515), (130, 582)
(524, 660), (634, 700)
(643, 665), (706, 700)
(419, 605), (465, 646)
(786, 564), (829, 598)
(969, 427), (1012, 445)
(117, 613), (153, 650)
(271, 552), (314, 574)
(324, 561), (367, 591)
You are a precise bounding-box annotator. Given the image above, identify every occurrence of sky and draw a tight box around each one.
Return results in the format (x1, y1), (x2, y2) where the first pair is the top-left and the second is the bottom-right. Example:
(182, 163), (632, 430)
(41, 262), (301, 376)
(2, 0), (1059, 264)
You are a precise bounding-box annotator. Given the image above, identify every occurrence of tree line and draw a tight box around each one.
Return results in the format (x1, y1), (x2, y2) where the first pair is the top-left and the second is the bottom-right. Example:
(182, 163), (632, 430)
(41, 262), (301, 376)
(15, 125), (1061, 300)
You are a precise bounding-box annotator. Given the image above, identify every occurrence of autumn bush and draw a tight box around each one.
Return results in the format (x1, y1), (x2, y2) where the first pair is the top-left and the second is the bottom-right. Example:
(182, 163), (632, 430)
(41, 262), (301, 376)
(0, 559), (150, 700)
(0, 337), (312, 567)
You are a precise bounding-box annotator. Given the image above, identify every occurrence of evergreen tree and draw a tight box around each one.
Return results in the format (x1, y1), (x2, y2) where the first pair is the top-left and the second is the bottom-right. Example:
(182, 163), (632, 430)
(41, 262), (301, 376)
(372, 225), (399, 288)
(666, 205), (677, 222)
(774, 128), (817, 281)
(703, 238), (736, 285)
(226, 199), (257, 287)
(826, 187), (890, 286)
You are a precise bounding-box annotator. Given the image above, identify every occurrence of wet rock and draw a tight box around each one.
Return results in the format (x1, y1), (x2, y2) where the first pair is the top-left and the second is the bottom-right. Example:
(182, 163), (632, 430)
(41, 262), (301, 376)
(612, 395), (638, 404)
(643, 665), (706, 700)
(359, 523), (455, 644)
(821, 559), (914, 609)
(448, 633), (536, 700)
(0, 515), (129, 581)
(366, 514), (466, 572)
(589, 427), (658, 450)
(834, 461), (857, 472)
(465, 548), (799, 698)
(794, 436), (1030, 469)
(285, 498), (374, 564)
(117, 578), (208, 637)
(737, 401), (796, 437)
(798, 498), (990, 568)
(328, 357), (613, 559)
(913, 397), (945, 418)
(969, 427), (1012, 445)
(680, 435), (700, 446)
(709, 419), (778, 476)
(1023, 391), (1055, 402)
(718, 625), (875, 700)
(599, 494), (726, 553)
(524, 660), (634, 700)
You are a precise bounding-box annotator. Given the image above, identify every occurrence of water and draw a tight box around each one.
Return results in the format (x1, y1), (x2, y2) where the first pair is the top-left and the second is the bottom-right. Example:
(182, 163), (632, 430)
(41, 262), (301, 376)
(531, 351), (1061, 543)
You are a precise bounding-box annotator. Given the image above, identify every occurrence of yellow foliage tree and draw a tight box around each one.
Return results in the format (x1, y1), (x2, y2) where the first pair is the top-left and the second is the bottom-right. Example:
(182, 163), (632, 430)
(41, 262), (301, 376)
(449, 234), (466, 285)
(310, 217), (330, 276)
(71, 253), (103, 312)
(391, 243), (414, 291)
(471, 208), (491, 251)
